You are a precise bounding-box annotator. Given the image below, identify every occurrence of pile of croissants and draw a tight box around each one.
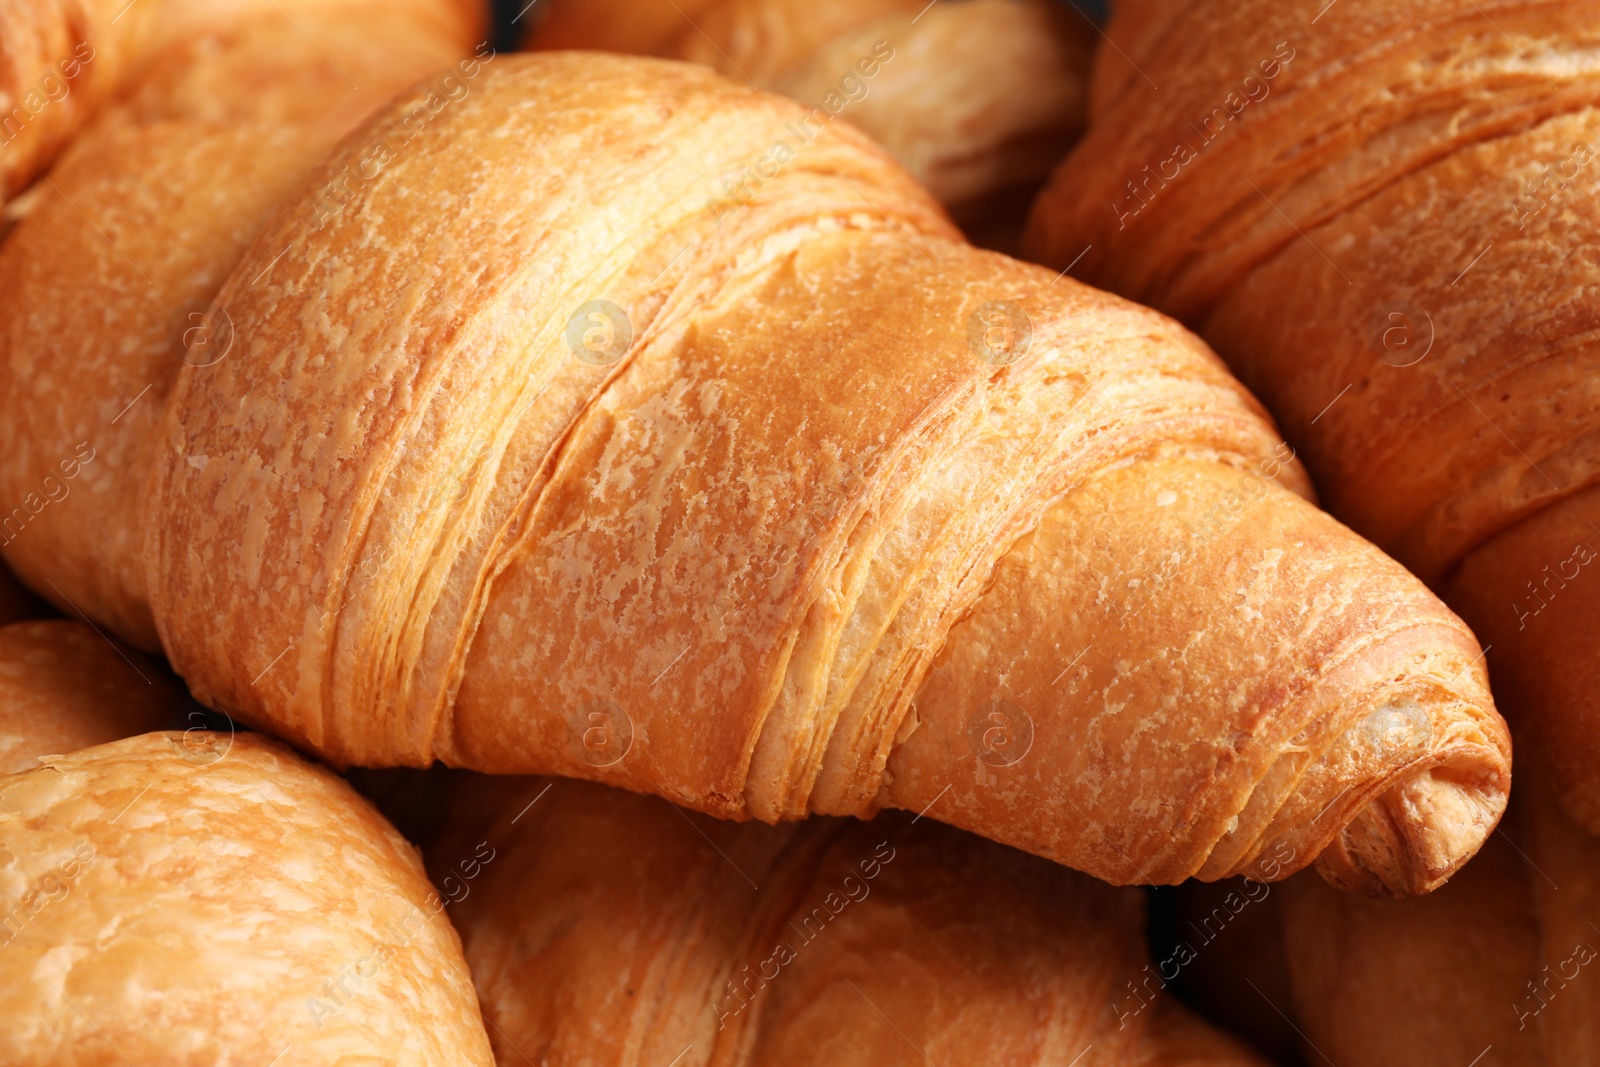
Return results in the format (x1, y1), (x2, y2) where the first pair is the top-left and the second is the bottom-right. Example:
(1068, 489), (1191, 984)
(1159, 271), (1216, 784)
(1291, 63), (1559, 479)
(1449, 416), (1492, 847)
(0, 0), (1592, 1063)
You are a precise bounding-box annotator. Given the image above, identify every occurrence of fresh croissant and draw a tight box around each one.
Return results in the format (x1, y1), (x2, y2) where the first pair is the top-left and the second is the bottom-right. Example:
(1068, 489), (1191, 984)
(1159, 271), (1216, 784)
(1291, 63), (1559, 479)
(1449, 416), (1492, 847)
(0, 0), (484, 205)
(0, 734), (496, 1065)
(0, 625), (494, 1065)
(0, 42), (1509, 894)
(0, 618), (180, 773)
(1028, 0), (1600, 833)
(0, 0), (114, 204)
(429, 773), (1270, 1067)
(524, 0), (1094, 234)
(1277, 779), (1599, 1065)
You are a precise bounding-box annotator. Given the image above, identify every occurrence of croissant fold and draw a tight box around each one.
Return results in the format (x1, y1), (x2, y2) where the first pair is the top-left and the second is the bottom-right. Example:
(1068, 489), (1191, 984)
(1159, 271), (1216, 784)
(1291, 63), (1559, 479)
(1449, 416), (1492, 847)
(0, 17), (1509, 894)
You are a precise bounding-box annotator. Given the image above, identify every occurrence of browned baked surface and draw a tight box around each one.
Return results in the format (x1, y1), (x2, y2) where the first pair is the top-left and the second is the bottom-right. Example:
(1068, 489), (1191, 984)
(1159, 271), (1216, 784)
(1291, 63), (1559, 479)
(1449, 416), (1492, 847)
(434, 774), (1270, 1066)
(0, 0), (486, 203)
(0, 0), (484, 647)
(1029, 0), (1600, 834)
(0, 732), (494, 1065)
(1279, 778), (1600, 1064)
(0, 45), (1507, 892)
(525, 0), (1094, 220)
(0, 618), (181, 774)
(0, 0), (123, 202)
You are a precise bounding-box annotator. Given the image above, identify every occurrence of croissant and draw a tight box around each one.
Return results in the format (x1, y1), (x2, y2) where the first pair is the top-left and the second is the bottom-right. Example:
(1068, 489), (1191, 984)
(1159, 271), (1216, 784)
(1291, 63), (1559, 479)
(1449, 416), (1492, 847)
(0, 627), (494, 1065)
(0, 618), (180, 773)
(524, 0), (1094, 238)
(0, 40), (1510, 893)
(0, 0), (485, 205)
(1275, 779), (1600, 1065)
(0, 734), (497, 1065)
(428, 772), (1270, 1066)
(1027, 0), (1600, 834)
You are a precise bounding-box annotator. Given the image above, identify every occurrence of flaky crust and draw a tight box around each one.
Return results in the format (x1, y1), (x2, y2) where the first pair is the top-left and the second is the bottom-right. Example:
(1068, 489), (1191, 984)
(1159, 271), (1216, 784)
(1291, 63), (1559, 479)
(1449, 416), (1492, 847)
(1, 49), (1507, 892)
(1028, 0), (1600, 832)
(0, 619), (181, 774)
(0, 732), (493, 1065)
(433, 774), (1269, 1066)
(0, 0), (485, 647)
(525, 0), (1094, 217)
(0, 0), (486, 203)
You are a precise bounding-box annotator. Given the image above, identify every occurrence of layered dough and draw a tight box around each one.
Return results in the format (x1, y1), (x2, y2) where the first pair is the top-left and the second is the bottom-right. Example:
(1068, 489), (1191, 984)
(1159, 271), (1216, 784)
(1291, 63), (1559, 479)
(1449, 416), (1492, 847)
(1028, 0), (1600, 832)
(0, 43), (1509, 891)
(431, 773), (1271, 1067)
(0, 733), (494, 1066)
(524, 0), (1095, 229)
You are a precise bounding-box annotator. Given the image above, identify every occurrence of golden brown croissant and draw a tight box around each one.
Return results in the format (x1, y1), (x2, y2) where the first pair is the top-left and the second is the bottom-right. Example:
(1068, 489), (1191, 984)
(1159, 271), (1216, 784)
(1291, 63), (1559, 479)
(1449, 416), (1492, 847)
(0, 44), (1510, 893)
(0, 618), (181, 773)
(1028, 0), (1600, 834)
(0, 0), (485, 205)
(525, 0), (1094, 233)
(0, 0), (115, 204)
(0, 732), (495, 1065)
(1276, 780), (1600, 1065)
(429, 773), (1271, 1067)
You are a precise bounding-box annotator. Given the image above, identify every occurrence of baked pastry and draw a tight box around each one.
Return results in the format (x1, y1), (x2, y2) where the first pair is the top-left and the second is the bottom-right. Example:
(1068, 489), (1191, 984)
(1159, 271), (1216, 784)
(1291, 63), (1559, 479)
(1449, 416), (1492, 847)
(431, 773), (1271, 1066)
(524, 0), (1094, 238)
(0, 0), (485, 648)
(0, 732), (495, 1065)
(0, 0), (485, 205)
(1278, 779), (1598, 1065)
(0, 0), (117, 204)
(0, 49), (1509, 893)
(1026, 0), (1600, 833)
(0, 618), (180, 774)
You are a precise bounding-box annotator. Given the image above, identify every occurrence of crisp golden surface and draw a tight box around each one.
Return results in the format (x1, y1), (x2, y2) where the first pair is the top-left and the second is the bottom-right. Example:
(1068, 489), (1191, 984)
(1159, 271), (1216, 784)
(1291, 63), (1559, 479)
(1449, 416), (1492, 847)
(0, 0), (484, 646)
(0, 0), (485, 204)
(432, 774), (1269, 1066)
(0, 619), (180, 774)
(0, 732), (493, 1066)
(525, 0), (1094, 220)
(1029, 0), (1600, 833)
(1, 48), (1507, 892)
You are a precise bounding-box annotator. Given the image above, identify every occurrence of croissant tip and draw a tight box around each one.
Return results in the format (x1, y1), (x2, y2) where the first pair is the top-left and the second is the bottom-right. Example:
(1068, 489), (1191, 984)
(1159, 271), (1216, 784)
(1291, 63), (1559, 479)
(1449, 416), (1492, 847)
(1314, 757), (1510, 898)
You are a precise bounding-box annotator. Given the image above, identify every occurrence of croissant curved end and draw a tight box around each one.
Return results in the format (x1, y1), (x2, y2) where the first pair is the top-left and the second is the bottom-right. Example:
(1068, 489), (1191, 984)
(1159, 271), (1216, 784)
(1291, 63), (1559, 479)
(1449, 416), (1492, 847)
(1298, 676), (1511, 897)
(1317, 751), (1511, 897)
